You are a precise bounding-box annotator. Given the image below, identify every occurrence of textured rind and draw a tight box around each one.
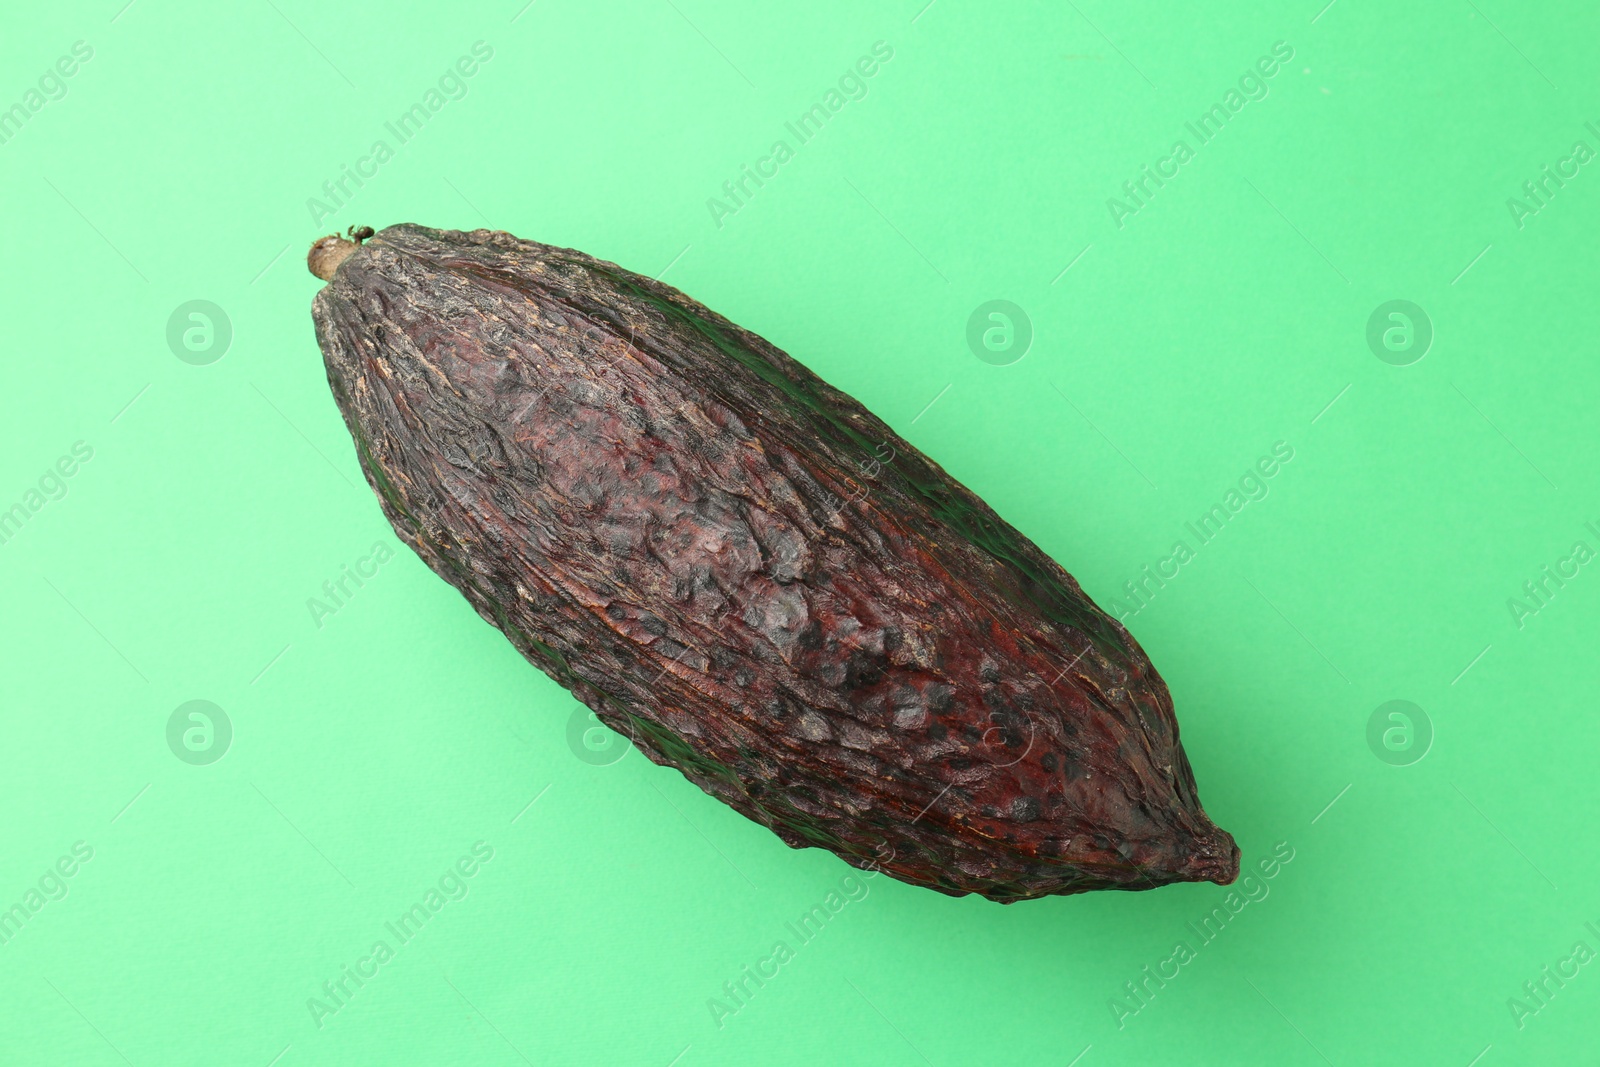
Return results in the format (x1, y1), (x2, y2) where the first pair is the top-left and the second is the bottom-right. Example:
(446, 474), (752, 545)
(311, 224), (1239, 902)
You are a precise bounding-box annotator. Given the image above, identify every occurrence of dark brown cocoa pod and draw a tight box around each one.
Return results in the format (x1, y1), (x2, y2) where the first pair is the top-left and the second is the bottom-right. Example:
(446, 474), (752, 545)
(308, 224), (1238, 902)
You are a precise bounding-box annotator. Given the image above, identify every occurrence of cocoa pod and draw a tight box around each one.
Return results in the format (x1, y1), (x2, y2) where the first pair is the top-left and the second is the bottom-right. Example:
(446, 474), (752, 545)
(308, 224), (1238, 902)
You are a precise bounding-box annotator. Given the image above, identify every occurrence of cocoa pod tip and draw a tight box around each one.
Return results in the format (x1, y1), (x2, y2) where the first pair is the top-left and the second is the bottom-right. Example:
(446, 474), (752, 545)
(307, 225), (376, 281)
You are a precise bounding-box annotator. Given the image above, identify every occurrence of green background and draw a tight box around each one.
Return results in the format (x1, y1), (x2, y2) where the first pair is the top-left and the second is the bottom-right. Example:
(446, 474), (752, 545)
(2, 0), (1596, 1063)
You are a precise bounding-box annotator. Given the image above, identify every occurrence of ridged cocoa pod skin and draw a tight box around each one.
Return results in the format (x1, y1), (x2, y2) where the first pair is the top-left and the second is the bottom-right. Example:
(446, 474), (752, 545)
(310, 224), (1238, 902)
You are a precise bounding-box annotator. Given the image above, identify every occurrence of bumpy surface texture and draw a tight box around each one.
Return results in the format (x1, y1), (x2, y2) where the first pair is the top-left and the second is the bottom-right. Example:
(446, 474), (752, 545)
(311, 224), (1238, 902)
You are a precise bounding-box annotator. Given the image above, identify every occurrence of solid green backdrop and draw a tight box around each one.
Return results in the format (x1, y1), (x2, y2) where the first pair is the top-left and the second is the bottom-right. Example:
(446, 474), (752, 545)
(1, 1), (1596, 1064)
